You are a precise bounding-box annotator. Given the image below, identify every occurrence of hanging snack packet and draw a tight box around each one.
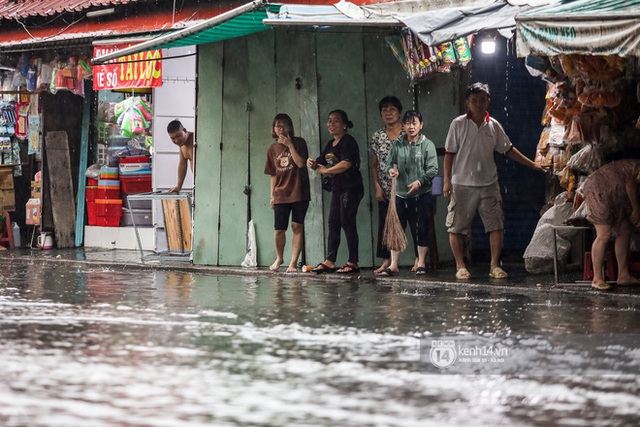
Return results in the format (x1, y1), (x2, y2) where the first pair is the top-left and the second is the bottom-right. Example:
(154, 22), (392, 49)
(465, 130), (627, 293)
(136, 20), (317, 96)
(454, 37), (471, 64)
(438, 41), (456, 64)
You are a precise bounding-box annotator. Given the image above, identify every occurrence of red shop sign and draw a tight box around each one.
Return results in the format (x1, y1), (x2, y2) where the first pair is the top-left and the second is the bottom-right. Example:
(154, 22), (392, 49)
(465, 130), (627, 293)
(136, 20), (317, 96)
(93, 44), (163, 90)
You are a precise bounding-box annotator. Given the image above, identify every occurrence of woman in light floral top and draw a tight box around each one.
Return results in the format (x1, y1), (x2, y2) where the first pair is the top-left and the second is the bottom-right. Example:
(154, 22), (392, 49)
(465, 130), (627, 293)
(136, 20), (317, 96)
(369, 96), (405, 274)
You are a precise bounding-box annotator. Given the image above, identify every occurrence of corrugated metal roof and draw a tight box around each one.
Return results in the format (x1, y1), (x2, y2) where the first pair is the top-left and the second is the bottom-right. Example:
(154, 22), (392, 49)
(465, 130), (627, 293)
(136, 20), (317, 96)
(160, 4), (279, 49)
(0, 0), (141, 19)
(0, 7), (222, 50)
(92, 1), (277, 63)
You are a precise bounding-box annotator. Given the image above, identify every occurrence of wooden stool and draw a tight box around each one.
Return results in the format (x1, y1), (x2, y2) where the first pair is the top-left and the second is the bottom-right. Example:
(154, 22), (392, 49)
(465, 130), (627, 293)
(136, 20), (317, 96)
(0, 211), (14, 249)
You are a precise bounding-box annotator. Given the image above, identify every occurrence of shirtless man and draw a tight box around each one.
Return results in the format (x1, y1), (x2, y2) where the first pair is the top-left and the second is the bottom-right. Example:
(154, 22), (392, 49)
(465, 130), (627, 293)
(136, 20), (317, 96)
(167, 120), (194, 193)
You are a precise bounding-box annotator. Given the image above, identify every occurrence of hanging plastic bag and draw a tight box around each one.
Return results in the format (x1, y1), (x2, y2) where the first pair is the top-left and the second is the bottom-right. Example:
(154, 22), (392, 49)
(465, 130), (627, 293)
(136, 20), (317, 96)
(119, 107), (146, 137)
(240, 219), (258, 268)
(114, 98), (134, 121)
(133, 97), (153, 121)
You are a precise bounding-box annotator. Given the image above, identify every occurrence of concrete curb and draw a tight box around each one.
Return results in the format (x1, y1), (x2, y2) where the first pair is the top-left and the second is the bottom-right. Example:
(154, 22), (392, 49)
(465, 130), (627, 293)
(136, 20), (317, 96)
(3, 249), (640, 301)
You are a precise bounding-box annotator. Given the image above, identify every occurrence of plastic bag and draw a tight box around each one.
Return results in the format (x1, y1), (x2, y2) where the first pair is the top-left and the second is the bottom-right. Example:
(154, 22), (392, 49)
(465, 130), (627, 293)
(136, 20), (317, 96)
(119, 107), (146, 137)
(566, 143), (602, 175)
(133, 97), (153, 121)
(85, 163), (102, 179)
(524, 192), (578, 274)
(240, 219), (258, 268)
(114, 98), (133, 121)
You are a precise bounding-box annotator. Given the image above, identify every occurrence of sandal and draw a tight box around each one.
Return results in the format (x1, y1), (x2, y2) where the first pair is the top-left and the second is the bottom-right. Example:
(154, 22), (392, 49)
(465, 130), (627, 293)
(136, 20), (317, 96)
(374, 265), (390, 275)
(489, 267), (508, 279)
(337, 263), (360, 274)
(415, 267), (427, 276)
(311, 262), (337, 274)
(377, 268), (397, 277)
(591, 280), (611, 291)
(455, 268), (471, 280)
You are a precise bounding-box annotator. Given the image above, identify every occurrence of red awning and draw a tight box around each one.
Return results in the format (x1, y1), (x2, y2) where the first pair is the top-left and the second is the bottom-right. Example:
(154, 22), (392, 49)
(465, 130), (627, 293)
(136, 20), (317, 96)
(0, 0), (141, 19)
(0, 0), (400, 50)
(0, 8), (225, 50)
(0, 0), (390, 20)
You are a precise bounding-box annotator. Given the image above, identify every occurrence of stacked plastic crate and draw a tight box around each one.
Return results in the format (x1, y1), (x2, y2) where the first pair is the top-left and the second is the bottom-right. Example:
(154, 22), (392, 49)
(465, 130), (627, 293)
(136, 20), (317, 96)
(93, 166), (122, 227)
(119, 155), (152, 227)
(86, 177), (98, 225)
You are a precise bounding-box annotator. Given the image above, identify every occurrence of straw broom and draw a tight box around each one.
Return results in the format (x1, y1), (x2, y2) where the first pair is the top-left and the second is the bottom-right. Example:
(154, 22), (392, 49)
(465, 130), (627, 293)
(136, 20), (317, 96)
(382, 168), (407, 252)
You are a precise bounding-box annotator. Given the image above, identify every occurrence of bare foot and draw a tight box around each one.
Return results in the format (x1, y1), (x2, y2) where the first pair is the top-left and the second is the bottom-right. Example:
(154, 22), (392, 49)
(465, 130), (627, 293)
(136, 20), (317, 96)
(616, 274), (640, 286)
(269, 259), (283, 271)
(411, 257), (419, 272)
(286, 265), (297, 273)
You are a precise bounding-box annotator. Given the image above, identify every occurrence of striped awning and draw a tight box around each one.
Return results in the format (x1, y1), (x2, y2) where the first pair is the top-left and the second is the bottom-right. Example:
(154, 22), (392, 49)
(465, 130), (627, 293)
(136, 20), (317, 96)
(516, 0), (640, 57)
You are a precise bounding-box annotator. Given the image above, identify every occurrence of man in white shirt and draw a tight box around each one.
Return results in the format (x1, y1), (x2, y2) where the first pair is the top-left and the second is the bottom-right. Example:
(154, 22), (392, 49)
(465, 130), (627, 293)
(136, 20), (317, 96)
(443, 82), (545, 280)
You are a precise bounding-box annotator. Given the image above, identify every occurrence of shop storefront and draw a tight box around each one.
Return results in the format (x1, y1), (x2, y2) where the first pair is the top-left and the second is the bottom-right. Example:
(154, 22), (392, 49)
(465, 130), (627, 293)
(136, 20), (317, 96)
(516, 0), (640, 274)
(0, 0), (213, 251)
(93, 0), (554, 267)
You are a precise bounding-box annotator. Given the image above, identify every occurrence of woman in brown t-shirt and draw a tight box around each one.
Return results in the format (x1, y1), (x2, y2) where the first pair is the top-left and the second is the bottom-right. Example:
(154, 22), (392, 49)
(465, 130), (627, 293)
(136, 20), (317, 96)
(264, 113), (310, 272)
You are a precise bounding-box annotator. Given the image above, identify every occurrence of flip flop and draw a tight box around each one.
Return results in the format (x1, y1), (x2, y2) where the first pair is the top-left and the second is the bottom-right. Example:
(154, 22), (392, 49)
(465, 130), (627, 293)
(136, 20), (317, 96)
(591, 281), (611, 290)
(377, 268), (397, 277)
(489, 267), (508, 279)
(415, 267), (427, 276)
(337, 263), (360, 274)
(455, 268), (471, 280)
(374, 265), (390, 275)
(312, 262), (337, 274)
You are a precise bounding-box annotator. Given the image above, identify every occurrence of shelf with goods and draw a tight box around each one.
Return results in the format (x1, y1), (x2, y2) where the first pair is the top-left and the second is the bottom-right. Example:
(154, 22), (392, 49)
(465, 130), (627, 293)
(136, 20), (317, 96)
(88, 93), (153, 229)
(530, 55), (640, 206)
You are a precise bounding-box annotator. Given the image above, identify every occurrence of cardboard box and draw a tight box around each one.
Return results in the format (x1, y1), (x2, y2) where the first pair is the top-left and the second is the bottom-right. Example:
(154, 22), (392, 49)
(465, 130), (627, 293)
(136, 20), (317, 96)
(31, 181), (41, 199)
(0, 189), (15, 212)
(25, 198), (40, 225)
(0, 167), (14, 190)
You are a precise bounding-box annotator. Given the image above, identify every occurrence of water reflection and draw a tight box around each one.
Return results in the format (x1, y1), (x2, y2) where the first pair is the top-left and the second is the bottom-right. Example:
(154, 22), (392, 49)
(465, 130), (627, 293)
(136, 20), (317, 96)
(1, 263), (640, 426)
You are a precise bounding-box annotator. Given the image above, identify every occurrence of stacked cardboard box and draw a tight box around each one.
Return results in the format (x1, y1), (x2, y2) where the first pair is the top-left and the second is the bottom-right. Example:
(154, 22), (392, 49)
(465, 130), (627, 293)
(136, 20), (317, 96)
(0, 166), (15, 212)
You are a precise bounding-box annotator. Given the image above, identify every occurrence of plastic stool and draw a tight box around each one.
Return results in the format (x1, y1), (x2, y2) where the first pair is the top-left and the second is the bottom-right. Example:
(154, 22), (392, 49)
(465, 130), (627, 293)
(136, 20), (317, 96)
(0, 211), (14, 249)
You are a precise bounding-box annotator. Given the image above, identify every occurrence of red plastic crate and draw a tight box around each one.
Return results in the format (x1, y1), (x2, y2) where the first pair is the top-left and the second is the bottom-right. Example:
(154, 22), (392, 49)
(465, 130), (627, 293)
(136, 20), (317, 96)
(96, 215), (121, 227)
(583, 250), (617, 282)
(120, 175), (152, 194)
(95, 199), (122, 227)
(96, 199), (123, 216)
(119, 155), (150, 164)
(87, 201), (98, 225)
(97, 186), (120, 200)
(86, 186), (98, 202)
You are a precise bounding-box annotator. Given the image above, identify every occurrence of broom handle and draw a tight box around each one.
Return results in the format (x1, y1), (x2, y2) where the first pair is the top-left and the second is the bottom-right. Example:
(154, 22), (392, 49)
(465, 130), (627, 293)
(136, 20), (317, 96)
(391, 164), (398, 198)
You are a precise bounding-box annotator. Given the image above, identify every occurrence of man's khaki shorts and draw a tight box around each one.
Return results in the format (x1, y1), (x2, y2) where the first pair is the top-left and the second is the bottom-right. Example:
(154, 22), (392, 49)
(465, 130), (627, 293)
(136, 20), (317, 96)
(445, 182), (503, 235)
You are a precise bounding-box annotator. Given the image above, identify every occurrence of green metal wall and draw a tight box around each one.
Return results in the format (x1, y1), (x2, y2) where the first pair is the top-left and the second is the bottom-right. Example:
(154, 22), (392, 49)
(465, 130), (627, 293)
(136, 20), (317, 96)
(193, 28), (461, 268)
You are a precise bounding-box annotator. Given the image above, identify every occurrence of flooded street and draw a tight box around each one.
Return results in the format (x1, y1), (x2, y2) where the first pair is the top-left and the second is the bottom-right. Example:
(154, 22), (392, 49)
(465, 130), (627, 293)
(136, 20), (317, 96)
(1, 259), (640, 426)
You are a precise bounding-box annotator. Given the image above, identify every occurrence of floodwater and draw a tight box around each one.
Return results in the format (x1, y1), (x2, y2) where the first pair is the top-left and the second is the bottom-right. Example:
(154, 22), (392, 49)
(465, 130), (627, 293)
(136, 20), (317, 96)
(1, 261), (640, 426)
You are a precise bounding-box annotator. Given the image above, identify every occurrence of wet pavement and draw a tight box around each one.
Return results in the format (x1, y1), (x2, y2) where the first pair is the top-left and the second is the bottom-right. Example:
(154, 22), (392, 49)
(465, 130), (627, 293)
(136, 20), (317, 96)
(1, 249), (640, 426)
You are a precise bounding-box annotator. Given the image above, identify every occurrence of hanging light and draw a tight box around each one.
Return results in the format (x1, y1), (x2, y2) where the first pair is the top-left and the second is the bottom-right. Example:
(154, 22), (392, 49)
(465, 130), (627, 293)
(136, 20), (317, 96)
(480, 34), (496, 55)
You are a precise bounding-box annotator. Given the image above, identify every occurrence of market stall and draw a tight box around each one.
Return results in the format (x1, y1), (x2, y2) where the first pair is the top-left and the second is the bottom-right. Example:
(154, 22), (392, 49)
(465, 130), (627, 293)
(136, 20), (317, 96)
(516, 0), (640, 276)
